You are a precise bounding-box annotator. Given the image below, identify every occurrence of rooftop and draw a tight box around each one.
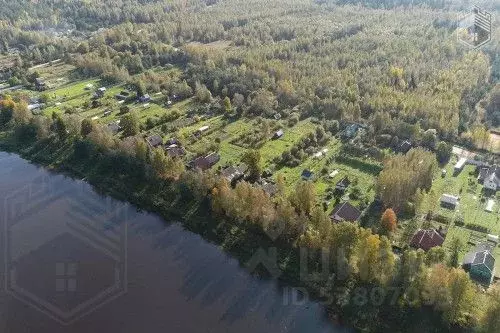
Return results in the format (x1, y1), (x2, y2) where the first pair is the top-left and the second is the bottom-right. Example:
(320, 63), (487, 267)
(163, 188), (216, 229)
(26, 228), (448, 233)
(330, 202), (362, 223)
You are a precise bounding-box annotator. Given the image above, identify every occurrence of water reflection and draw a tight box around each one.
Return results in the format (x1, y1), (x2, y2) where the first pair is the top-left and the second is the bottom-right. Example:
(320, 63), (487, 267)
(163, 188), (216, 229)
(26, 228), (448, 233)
(0, 152), (349, 333)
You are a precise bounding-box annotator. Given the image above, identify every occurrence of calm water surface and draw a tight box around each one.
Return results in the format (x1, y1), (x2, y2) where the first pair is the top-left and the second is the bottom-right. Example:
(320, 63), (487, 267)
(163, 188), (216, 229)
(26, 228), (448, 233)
(0, 152), (349, 333)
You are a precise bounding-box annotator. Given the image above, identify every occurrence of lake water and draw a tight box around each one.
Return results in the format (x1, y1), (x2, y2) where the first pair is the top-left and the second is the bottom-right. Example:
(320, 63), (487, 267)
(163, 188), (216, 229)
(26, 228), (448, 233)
(0, 152), (349, 333)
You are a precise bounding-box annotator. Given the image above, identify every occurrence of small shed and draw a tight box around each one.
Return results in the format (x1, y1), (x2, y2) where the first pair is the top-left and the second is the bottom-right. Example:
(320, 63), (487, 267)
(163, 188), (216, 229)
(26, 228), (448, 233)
(273, 129), (284, 139)
(195, 126), (210, 137)
(329, 170), (339, 178)
(486, 199), (495, 212)
(139, 94), (151, 103)
(301, 169), (314, 181)
(454, 158), (467, 173)
(440, 194), (459, 210)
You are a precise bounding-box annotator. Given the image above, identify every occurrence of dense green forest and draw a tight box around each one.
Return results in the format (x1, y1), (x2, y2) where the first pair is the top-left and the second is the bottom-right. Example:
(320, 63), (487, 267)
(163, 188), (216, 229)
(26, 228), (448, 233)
(2, 0), (500, 136)
(2, 0), (500, 331)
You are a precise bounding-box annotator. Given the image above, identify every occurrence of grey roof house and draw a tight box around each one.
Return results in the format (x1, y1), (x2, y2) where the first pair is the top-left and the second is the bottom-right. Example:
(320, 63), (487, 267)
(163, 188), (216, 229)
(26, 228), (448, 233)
(165, 144), (186, 158)
(462, 243), (496, 286)
(221, 164), (247, 184)
(146, 135), (163, 148)
(478, 165), (500, 191)
(335, 177), (350, 193)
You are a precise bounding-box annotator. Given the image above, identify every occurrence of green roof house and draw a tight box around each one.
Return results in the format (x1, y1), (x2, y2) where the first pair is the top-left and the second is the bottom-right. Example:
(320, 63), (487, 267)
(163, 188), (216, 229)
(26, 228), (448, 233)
(462, 243), (496, 286)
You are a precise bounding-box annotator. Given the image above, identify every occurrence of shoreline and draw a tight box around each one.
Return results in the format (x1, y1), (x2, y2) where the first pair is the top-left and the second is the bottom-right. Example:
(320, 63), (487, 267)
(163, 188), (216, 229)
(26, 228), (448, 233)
(0, 141), (352, 328)
(0, 133), (456, 333)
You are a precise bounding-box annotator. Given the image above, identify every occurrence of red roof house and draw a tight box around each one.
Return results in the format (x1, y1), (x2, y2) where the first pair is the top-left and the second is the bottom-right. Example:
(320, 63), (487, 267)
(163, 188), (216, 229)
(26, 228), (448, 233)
(410, 229), (445, 251)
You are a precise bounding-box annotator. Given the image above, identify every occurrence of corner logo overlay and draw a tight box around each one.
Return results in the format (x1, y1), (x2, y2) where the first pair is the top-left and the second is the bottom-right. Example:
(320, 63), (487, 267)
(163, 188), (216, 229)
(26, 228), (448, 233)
(457, 6), (492, 49)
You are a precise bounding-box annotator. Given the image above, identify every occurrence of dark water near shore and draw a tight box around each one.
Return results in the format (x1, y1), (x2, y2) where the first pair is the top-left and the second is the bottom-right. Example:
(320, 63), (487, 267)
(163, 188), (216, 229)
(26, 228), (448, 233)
(0, 152), (349, 333)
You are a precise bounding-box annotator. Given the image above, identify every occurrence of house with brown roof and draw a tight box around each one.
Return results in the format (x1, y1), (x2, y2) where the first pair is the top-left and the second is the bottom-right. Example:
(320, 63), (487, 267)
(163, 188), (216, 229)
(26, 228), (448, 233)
(146, 135), (163, 148)
(409, 229), (445, 251)
(330, 202), (362, 223)
(165, 144), (186, 158)
(191, 152), (220, 171)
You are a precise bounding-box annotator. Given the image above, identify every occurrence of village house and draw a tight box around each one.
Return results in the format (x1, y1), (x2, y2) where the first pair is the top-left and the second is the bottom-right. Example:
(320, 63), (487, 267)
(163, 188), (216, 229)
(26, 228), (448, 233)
(139, 94), (151, 103)
(107, 122), (121, 134)
(440, 194), (459, 210)
(146, 135), (163, 148)
(462, 243), (496, 286)
(273, 129), (284, 139)
(330, 202), (362, 223)
(220, 164), (247, 184)
(335, 176), (351, 193)
(341, 122), (364, 140)
(94, 87), (106, 99)
(34, 78), (47, 91)
(409, 228), (445, 251)
(194, 125), (210, 138)
(398, 140), (412, 154)
(191, 152), (220, 171)
(478, 165), (500, 191)
(260, 180), (278, 197)
(165, 144), (186, 158)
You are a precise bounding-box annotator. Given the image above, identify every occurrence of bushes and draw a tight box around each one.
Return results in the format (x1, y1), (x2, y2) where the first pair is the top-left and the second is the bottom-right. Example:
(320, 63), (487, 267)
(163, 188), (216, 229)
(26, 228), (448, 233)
(432, 213), (452, 225)
(465, 223), (489, 233)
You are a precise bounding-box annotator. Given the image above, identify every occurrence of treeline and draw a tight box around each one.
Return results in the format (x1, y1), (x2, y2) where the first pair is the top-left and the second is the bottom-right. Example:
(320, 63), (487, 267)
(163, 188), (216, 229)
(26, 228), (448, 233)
(1, 94), (500, 331)
(3, 0), (499, 142)
(323, 0), (450, 9)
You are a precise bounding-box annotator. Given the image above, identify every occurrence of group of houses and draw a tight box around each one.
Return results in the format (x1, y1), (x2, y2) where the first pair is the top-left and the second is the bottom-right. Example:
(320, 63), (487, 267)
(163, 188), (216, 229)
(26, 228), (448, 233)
(452, 156), (500, 192)
(409, 227), (497, 286)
